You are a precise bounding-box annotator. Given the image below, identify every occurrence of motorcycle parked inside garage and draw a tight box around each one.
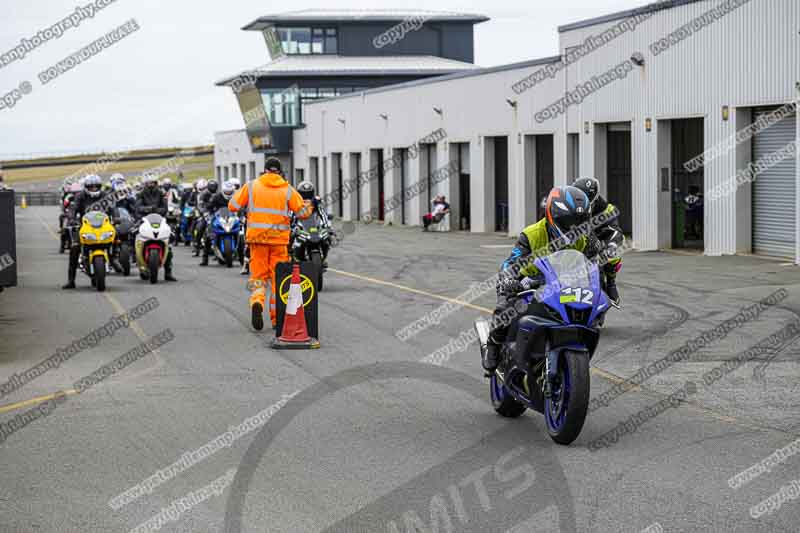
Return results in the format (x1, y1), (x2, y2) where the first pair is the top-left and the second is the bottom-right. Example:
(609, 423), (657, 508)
(475, 249), (610, 445)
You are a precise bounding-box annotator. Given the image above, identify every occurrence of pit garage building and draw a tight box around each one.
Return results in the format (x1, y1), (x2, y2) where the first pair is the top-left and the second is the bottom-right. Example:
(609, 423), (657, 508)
(293, 0), (800, 262)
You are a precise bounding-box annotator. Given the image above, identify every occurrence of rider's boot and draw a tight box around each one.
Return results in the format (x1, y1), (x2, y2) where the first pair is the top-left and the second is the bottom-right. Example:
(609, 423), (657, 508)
(164, 250), (177, 281)
(482, 339), (500, 372)
(604, 266), (620, 305)
(62, 247), (79, 289)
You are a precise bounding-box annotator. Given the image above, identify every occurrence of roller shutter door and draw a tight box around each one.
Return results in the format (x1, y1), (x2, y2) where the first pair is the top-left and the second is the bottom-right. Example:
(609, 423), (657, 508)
(752, 107), (796, 258)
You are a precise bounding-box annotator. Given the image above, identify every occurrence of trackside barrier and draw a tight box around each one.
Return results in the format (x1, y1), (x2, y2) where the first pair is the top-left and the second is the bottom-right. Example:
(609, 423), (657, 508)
(272, 261), (320, 349)
(0, 190), (18, 289)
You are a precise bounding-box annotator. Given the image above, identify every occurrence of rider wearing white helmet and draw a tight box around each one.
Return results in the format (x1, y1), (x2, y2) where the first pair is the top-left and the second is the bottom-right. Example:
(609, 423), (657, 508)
(222, 180), (236, 200)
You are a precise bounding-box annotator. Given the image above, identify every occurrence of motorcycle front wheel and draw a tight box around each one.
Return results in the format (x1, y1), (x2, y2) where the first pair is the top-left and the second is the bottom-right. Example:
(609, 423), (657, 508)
(119, 243), (131, 277)
(93, 256), (107, 292)
(545, 350), (590, 445)
(148, 251), (160, 284)
(311, 250), (323, 291)
(224, 242), (234, 268)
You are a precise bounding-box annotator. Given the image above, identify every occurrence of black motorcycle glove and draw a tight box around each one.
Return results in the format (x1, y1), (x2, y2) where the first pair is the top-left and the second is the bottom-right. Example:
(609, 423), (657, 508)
(497, 272), (523, 296)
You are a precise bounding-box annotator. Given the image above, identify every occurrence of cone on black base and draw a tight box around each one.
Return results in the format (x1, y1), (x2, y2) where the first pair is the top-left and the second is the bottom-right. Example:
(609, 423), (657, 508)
(271, 263), (320, 349)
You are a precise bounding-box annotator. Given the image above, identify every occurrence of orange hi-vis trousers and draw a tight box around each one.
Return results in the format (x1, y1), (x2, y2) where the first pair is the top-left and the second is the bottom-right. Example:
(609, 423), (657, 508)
(248, 243), (289, 325)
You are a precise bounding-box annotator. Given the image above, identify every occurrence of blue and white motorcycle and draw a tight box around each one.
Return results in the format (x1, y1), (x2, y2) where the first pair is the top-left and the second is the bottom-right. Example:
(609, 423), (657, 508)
(208, 208), (241, 268)
(475, 249), (611, 445)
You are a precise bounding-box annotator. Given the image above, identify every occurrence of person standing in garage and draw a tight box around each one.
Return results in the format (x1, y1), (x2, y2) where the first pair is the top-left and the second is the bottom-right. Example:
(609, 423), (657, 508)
(228, 158), (313, 331)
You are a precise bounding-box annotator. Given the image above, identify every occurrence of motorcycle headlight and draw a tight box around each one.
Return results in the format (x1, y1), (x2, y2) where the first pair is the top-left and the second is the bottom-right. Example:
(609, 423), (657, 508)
(81, 233), (97, 241)
(100, 231), (115, 241)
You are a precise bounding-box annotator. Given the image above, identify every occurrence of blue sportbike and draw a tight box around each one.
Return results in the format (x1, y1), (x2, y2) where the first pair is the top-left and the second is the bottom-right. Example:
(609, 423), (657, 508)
(475, 249), (613, 445)
(208, 208), (241, 268)
(179, 206), (198, 246)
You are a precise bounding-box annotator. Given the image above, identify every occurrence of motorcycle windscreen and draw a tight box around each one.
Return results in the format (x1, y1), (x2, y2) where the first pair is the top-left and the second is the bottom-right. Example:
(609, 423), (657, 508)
(235, 86), (272, 151)
(84, 211), (107, 228)
(536, 249), (599, 324)
(298, 213), (321, 229)
(144, 214), (163, 226)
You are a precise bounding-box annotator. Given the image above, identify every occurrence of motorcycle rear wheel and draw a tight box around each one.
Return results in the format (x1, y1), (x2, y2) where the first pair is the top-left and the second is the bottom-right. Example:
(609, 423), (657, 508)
(545, 350), (590, 445)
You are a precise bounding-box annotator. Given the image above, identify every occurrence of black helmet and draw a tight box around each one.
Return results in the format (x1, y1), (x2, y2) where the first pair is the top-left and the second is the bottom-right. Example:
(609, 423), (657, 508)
(545, 185), (590, 245)
(572, 177), (600, 210)
(297, 180), (315, 201)
(265, 158), (282, 173)
(207, 181), (219, 194)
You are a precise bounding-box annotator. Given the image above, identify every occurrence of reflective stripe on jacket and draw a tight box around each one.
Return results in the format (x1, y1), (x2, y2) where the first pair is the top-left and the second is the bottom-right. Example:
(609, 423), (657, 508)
(228, 172), (312, 244)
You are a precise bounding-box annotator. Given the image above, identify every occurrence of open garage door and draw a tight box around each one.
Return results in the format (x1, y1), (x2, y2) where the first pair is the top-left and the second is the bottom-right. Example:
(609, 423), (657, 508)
(607, 125), (632, 235)
(752, 107), (797, 258)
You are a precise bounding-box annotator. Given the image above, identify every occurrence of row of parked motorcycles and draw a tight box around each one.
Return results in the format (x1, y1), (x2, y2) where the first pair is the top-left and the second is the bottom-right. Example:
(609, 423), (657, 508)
(60, 207), (174, 291)
(59, 202), (334, 293)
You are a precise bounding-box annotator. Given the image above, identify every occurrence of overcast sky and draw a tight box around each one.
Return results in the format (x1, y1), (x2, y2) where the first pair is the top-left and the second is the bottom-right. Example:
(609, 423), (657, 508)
(0, 0), (643, 158)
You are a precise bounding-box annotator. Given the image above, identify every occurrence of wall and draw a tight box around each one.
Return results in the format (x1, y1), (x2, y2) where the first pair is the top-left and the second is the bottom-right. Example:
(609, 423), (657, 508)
(293, 0), (799, 261)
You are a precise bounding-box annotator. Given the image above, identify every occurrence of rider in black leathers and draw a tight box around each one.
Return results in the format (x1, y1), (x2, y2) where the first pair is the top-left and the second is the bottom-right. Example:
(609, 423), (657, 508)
(199, 183), (232, 266)
(62, 175), (111, 289)
(135, 174), (177, 281)
(571, 177), (624, 304)
(293, 181), (332, 267)
(193, 180), (218, 258)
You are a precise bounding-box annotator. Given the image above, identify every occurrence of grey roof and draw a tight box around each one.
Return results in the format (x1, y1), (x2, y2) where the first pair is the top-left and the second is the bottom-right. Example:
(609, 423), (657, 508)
(558, 0), (703, 33)
(243, 9), (489, 30)
(216, 55), (478, 86)
(303, 55), (561, 105)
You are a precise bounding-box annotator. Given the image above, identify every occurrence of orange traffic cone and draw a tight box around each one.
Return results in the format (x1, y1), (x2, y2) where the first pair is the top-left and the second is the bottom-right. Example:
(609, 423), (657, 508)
(272, 263), (320, 350)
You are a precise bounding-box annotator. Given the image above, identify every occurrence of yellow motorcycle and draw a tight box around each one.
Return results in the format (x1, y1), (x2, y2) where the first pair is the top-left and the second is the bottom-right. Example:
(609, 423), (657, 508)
(78, 210), (116, 292)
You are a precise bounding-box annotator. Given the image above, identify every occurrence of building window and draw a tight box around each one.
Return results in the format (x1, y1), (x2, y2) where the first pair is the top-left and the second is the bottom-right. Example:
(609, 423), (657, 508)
(312, 29), (324, 54)
(224, 167), (230, 179)
(262, 88), (299, 126)
(249, 161), (256, 180)
(216, 166), (221, 180)
(231, 165), (237, 179)
(325, 28), (338, 54)
(279, 27), (337, 55)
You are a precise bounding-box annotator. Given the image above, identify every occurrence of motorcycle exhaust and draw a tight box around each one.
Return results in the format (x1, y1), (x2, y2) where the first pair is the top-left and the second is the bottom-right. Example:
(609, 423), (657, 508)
(474, 319), (491, 348)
